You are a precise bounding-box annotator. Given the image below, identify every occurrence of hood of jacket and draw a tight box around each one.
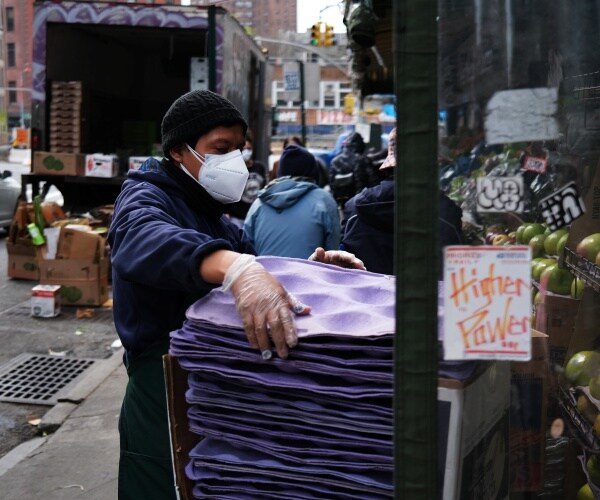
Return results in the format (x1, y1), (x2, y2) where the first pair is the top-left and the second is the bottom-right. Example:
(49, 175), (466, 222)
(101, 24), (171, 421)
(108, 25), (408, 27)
(258, 177), (319, 210)
(342, 132), (366, 154)
(353, 179), (394, 232)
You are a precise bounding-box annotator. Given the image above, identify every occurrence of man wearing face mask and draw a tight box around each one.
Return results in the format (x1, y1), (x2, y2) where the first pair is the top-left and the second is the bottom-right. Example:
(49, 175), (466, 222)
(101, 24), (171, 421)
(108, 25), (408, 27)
(226, 134), (268, 228)
(108, 90), (365, 499)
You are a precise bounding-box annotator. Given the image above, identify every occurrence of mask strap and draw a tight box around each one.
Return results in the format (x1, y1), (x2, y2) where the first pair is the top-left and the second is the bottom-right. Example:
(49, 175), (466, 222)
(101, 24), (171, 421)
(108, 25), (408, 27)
(185, 144), (205, 164)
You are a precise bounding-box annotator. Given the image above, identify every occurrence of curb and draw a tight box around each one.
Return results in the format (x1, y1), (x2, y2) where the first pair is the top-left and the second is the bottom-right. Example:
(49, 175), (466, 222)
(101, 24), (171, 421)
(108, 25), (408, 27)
(0, 349), (124, 477)
(0, 437), (47, 478)
(39, 349), (123, 433)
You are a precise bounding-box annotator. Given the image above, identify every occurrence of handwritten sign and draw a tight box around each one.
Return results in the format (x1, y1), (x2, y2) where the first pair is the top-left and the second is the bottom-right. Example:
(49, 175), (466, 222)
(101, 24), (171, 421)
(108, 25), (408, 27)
(523, 156), (547, 174)
(443, 246), (531, 361)
(539, 181), (585, 231)
(477, 176), (524, 213)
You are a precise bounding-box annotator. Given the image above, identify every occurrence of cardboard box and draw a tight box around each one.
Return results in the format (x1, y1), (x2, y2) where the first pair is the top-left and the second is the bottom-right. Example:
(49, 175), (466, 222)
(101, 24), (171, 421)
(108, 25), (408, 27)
(33, 151), (85, 176)
(31, 284), (61, 318)
(509, 331), (549, 492)
(85, 154), (119, 178)
(6, 241), (39, 280)
(38, 258), (108, 306)
(438, 362), (510, 500)
(57, 228), (103, 261)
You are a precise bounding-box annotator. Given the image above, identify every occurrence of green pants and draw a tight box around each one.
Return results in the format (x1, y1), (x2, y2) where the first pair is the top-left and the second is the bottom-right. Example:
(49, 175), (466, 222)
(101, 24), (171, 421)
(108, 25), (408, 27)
(118, 339), (176, 500)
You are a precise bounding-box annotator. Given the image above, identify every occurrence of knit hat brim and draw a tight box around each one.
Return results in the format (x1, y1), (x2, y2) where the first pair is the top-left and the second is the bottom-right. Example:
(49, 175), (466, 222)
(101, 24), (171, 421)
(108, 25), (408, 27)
(161, 90), (248, 156)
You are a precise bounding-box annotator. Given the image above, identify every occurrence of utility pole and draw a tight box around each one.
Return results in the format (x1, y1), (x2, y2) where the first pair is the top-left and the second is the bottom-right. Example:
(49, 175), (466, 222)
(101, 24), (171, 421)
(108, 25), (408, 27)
(299, 60), (306, 145)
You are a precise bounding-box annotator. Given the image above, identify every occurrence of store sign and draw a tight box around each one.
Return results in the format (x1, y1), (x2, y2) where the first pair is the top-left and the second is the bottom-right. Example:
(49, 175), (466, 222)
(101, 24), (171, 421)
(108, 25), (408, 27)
(443, 246), (531, 361)
(539, 181), (586, 230)
(284, 71), (300, 91)
(317, 110), (355, 125)
(476, 176), (524, 213)
(523, 156), (547, 174)
(485, 87), (559, 144)
(276, 111), (298, 123)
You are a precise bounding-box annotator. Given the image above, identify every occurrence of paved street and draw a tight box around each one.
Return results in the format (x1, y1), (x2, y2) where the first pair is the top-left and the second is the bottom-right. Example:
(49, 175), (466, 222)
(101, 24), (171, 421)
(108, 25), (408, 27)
(0, 165), (119, 459)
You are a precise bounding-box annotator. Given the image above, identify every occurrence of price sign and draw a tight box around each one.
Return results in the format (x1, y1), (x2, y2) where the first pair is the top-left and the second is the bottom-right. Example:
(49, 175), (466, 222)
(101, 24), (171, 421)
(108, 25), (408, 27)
(539, 181), (585, 231)
(523, 156), (547, 174)
(443, 246), (531, 361)
(477, 176), (524, 213)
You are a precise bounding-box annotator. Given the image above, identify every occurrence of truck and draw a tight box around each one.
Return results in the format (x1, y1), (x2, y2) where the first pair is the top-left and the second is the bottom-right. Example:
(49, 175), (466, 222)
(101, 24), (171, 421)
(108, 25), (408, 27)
(28, 0), (269, 210)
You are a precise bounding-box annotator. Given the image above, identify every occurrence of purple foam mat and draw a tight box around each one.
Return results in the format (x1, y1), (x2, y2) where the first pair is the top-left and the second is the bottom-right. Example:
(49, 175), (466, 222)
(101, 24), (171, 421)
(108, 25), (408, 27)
(185, 256), (395, 338)
(188, 438), (393, 494)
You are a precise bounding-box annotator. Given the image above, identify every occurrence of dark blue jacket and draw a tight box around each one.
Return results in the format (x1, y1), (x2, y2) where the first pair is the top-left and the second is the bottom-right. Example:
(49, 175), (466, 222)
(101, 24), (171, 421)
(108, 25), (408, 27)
(108, 158), (254, 359)
(341, 181), (464, 277)
(341, 179), (394, 274)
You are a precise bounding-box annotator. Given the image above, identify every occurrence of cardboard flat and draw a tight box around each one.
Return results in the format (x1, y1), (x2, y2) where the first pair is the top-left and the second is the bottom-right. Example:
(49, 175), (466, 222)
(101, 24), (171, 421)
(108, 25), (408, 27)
(164, 354), (195, 500)
(438, 362), (511, 500)
(32, 151), (85, 176)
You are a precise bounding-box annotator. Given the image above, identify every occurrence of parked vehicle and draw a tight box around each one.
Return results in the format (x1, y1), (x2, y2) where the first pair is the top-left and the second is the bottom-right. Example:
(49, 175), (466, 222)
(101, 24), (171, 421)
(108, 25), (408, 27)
(0, 171), (21, 230)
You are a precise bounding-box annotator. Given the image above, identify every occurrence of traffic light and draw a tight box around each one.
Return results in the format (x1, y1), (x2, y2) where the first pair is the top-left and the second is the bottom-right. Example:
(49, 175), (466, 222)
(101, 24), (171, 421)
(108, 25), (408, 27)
(323, 24), (336, 46)
(310, 22), (322, 46)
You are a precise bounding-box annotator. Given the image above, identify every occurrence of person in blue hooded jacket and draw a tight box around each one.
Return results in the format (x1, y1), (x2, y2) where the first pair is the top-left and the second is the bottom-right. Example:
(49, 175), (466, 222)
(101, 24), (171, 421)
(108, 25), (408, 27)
(244, 145), (340, 258)
(108, 90), (365, 500)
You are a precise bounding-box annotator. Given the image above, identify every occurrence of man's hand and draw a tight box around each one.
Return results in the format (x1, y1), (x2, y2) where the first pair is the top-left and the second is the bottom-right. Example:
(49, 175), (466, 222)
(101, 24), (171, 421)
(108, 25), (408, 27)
(308, 247), (366, 270)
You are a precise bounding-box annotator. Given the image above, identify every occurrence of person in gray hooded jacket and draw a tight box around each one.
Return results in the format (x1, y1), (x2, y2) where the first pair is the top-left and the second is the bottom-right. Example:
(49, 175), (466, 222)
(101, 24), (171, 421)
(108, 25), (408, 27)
(244, 144), (340, 258)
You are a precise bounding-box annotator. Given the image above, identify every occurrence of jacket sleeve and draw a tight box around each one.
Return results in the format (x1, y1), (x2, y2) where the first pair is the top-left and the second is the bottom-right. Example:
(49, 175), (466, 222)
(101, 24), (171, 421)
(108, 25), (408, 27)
(323, 194), (341, 250)
(108, 181), (251, 293)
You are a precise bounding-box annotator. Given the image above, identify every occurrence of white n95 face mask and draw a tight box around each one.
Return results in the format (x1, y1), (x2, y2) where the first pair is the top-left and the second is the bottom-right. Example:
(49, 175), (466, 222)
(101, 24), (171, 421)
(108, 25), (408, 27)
(241, 148), (253, 162)
(184, 145), (249, 204)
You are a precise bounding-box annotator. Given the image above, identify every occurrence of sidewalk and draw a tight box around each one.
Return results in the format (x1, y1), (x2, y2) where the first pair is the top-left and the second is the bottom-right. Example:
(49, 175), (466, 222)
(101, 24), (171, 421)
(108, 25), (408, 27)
(0, 350), (126, 499)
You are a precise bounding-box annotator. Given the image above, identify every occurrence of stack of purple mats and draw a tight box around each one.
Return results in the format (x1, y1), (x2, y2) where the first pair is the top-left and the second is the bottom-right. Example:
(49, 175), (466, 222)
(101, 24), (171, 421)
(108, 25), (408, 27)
(169, 256), (396, 499)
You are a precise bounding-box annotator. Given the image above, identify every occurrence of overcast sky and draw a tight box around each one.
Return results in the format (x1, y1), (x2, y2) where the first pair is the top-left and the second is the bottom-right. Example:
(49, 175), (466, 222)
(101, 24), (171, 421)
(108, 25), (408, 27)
(297, 1), (346, 33)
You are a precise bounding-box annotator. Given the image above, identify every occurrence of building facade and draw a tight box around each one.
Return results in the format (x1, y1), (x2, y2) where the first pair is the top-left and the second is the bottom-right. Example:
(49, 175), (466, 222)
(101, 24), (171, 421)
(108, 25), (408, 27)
(3, 0), (33, 133)
(190, 0), (297, 38)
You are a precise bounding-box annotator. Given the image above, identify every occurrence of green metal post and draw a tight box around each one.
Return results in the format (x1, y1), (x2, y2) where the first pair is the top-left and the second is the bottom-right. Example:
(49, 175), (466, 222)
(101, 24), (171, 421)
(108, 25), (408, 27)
(299, 60), (307, 146)
(208, 5), (216, 92)
(393, 0), (438, 498)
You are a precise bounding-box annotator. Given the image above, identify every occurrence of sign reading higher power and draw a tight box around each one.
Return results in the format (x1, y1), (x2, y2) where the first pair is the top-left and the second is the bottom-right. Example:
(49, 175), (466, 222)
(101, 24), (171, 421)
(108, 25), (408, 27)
(443, 246), (532, 361)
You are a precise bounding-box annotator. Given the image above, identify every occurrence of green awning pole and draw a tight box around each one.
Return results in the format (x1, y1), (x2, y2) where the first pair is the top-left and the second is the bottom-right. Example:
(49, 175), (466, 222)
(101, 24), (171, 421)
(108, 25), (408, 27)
(393, 0), (438, 498)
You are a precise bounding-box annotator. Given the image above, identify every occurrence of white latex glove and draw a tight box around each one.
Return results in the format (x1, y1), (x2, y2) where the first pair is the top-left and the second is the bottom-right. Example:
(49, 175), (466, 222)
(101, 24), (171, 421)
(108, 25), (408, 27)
(223, 255), (310, 359)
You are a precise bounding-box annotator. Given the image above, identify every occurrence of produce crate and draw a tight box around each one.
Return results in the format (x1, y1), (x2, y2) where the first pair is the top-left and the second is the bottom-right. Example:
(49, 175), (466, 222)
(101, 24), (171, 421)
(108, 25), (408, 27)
(563, 247), (600, 293)
(559, 385), (600, 454)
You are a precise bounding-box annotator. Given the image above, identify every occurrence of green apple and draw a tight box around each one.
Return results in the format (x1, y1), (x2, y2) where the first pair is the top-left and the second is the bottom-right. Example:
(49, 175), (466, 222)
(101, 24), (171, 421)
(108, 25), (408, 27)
(576, 483), (594, 500)
(587, 455), (600, 487)
(544, 228), (569, 256)
(577, 233), (600, 261)
(565, 351), (600, 387)
(540, 265), (573, 295)
(556, 232), (569, 258)
(590, 375), (600, 400)
(521, 223), (546, 244)
(532, 259), (557, 282)
(572, 277), (585, 299)
(529, 233), (547, 258)
(516, 224), (528, 244)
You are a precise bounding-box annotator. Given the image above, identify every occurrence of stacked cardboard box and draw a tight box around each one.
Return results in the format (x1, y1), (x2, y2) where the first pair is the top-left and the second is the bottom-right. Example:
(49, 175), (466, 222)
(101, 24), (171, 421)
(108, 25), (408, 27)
(49, 81), (83, 154)
(39, 227), (109, 306)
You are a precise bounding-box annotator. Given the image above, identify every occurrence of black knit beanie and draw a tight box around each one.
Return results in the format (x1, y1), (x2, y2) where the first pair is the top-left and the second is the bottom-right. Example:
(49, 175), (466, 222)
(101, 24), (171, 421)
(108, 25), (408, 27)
(278, 145), (319, 181)
(161, 90), (248, 156)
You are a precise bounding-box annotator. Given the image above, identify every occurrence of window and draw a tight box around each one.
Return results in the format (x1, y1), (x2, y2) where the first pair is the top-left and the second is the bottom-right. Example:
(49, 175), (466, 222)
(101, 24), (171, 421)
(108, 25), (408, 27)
(7, 43), (15, 67)
(319, 81), (353, 108)
(5, 7), (14, 32)
(8, 81), (16, 104)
